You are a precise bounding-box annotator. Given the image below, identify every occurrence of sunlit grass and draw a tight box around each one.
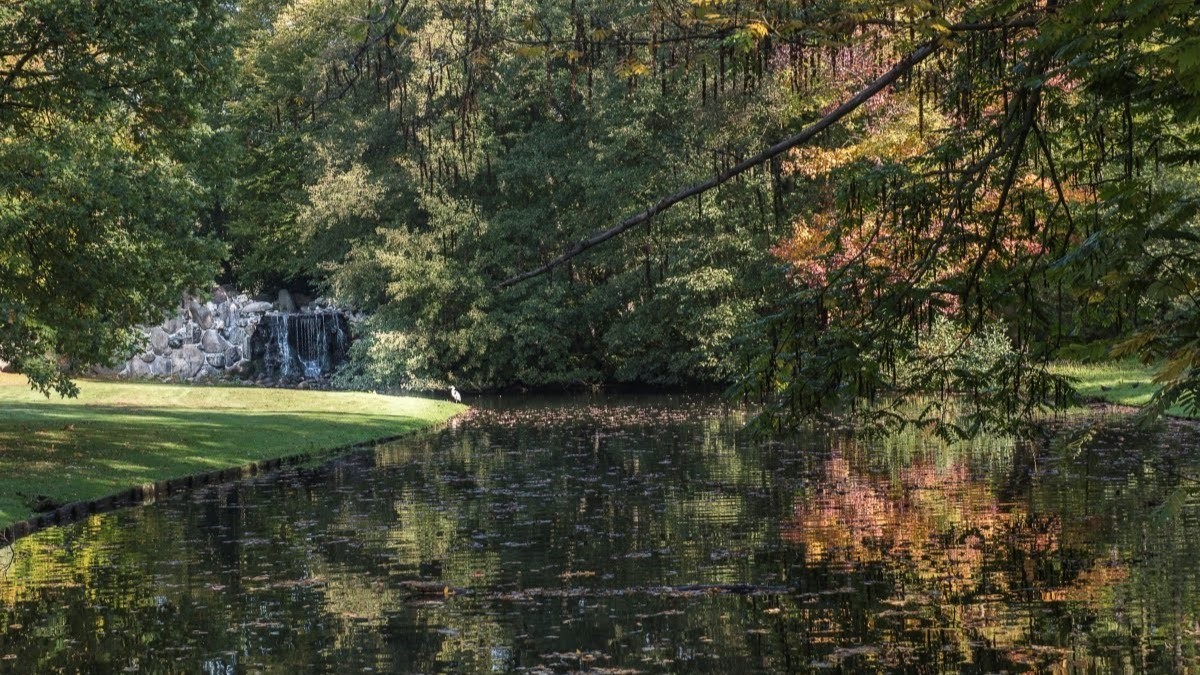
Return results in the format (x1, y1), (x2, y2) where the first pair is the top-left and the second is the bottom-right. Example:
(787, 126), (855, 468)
(0, 373), (462, 526)
(1051, 360), (1160, 407)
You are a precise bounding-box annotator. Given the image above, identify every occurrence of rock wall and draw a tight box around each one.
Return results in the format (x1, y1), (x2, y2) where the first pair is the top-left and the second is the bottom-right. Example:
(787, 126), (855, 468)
(117, 289), (349, 383)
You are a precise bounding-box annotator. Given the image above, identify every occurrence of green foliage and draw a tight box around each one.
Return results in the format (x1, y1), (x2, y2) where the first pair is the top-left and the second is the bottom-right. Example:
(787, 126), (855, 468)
(730, 0), (1200, 435)
(896, 318), (1016, 392)
(7, 0), (1196, 435)
(0, 0), (233, 395)
(228, 0), (793, 391)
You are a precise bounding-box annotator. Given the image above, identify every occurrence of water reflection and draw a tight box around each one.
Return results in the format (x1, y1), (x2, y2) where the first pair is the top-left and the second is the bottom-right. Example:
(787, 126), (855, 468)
(1, 396), (1199, 673)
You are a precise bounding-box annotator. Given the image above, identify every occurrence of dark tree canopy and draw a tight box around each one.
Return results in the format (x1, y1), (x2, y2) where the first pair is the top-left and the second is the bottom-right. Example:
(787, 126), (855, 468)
(5, 0), (1200, 435)
(214, 0), (1200, 435)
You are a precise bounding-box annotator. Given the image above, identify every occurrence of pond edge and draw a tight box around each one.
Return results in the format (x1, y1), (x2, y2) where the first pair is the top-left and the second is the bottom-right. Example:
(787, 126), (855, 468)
(0, 412), (464, 547)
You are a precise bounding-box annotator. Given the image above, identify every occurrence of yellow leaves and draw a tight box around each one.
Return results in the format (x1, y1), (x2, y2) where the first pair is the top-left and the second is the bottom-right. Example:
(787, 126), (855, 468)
(688, 0), (736, 27)
(1111, 331), (1158, 359)
(514, 45), (547, 59)
(783, 94), (935, 180)
(745, 20), (769, 40)
(785, 146), (857, 179)
(1154, 348), (1199, 385)
(926, 17), (954, 36)
(616, 59), (650, 79)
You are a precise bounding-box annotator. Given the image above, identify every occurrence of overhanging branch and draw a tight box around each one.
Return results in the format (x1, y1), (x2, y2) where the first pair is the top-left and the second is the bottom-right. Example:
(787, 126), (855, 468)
(498, 36), (945, 289)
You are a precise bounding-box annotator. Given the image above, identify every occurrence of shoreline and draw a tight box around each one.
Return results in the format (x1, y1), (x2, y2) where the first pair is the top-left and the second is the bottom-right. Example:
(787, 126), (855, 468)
(0, 417), (458, 546)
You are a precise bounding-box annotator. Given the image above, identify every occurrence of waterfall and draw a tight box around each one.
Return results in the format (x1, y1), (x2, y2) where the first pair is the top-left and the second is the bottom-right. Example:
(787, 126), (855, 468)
(253, 310), (350, 381)
(271, 314), (292, 379)
(296, 313), (328, 378)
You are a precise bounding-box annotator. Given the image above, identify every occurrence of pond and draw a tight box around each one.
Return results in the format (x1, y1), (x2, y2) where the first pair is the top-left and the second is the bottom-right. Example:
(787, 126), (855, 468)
(1, 395), (1199, 673)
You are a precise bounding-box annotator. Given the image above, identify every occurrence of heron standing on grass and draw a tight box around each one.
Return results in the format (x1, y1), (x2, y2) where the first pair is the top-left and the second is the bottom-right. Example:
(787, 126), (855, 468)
(450, 386), (462, 403)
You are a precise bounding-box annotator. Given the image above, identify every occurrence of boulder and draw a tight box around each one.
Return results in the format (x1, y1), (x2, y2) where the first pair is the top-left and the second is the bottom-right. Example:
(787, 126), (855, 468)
(138, 351), (156, 364)
(200, 329), (226, 354)
(212, 286), (229, 304)
(163, 317), (182, 334)
(148, 357), (171, 376)
(128, 357), (153, 378)
(149, 327), (170, 355)
(241, 301), (273, 314)
(205, 353), (226, 369)
(226, 326), (246, 349)
(180, 344), (206, 378)
(276, 289), (297, 313)
(186, 299), (211, 326)
(167, 335), (184, 350)
(224, 345), (241, 366)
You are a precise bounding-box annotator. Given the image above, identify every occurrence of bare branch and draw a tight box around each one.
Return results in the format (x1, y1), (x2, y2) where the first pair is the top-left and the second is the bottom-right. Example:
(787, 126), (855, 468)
(498, 37), (945, 289)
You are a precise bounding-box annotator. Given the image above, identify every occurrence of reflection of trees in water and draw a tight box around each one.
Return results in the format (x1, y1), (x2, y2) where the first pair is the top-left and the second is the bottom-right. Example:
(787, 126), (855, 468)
(3, 405), (1200, 672)
(778, 428), (1200, 671)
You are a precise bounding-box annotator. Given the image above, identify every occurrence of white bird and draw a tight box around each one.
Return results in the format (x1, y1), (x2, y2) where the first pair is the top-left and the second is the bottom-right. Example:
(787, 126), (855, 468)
(450, 385), (462, 403)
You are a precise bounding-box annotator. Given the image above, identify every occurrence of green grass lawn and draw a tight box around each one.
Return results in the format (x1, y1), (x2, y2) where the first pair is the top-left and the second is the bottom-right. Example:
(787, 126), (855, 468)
(1051, 360), (1166, 408)
(0, 373), (462, 526)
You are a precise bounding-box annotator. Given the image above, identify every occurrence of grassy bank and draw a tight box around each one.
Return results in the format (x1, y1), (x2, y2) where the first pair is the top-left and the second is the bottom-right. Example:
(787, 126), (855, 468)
(1051, 360), (1164, 408)
(1034, 360), (1200, 420)
(0, 374), (462, 526)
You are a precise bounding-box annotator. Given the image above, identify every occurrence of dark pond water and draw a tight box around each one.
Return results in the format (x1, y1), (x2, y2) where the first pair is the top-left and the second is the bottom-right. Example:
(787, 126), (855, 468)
(2, 395), (1200, 673)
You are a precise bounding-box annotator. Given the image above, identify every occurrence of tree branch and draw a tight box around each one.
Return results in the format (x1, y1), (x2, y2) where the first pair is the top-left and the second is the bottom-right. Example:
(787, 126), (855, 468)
(498, 36), (945, 288)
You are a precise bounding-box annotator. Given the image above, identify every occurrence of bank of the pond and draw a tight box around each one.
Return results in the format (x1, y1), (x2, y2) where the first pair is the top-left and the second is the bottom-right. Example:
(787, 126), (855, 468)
(0, 373), (463, 529)
(1050, 360), (1196, 416)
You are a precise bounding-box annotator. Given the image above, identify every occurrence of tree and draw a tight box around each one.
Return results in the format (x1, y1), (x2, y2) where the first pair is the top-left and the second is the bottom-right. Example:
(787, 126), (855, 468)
(0, 0), (232, 395)
(489, 1), (1200, 434)
(219, 0), (1200, 436)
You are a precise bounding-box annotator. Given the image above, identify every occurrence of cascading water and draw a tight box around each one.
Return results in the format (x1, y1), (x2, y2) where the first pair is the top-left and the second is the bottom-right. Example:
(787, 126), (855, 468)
(272, 315), (292, 379)
(251, 311), (350, 381)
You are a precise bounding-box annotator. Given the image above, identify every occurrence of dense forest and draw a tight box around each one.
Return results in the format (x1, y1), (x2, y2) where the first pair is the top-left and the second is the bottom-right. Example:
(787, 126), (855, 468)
(3, 0), (1199, 434)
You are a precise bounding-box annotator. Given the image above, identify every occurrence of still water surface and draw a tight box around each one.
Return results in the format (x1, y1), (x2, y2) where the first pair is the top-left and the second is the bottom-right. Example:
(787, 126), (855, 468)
(2, 395), (1200, 673)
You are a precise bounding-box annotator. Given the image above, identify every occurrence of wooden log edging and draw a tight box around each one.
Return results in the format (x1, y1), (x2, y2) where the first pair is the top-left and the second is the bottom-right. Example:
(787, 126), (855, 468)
(0, 415), (461, 547)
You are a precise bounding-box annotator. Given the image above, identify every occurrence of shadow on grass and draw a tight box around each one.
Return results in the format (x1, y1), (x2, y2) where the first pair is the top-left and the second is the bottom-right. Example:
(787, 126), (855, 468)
(0, 403), (435, 525)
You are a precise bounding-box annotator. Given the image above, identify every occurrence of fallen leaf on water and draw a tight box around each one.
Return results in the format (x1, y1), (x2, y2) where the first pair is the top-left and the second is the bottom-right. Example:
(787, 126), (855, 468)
(559, 570), (596, 580)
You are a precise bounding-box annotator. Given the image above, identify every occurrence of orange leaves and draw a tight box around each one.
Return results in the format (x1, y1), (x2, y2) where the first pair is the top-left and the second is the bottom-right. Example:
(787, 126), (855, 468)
(770, 215), (835, 284)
